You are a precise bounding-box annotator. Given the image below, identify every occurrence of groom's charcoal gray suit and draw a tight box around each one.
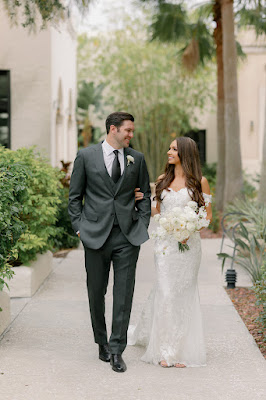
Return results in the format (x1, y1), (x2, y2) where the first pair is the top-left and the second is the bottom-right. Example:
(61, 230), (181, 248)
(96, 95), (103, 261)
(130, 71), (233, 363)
(68, 142), (151, 354)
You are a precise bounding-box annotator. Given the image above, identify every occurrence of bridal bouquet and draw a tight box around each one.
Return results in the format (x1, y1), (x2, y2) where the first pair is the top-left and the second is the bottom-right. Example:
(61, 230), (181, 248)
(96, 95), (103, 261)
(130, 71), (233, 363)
(152, 200), (210, 252)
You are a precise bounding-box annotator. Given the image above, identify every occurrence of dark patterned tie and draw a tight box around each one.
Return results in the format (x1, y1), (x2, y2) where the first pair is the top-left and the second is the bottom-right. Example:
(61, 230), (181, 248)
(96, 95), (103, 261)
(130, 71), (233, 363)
(111, 150), (121, 183)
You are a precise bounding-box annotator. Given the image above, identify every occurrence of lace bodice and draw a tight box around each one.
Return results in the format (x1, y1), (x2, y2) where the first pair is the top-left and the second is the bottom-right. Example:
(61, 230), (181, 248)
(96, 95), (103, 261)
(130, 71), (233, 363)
(160, 187), (212, 215)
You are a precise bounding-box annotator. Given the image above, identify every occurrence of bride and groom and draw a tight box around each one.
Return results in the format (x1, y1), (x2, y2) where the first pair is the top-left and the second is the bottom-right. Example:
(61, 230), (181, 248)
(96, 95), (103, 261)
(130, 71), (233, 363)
(68, 112), (212, 373)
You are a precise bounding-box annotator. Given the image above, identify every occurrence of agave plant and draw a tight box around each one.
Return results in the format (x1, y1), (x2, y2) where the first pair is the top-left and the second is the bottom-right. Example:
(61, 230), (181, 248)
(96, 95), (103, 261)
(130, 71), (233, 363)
(218, 219), (266, 284)
(225, 198), (266, 238)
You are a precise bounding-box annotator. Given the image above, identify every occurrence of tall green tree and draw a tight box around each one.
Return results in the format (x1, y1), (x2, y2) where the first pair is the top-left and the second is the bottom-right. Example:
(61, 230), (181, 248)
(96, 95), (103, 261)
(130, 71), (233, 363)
(140, 0), (266, 208)
(77, 28), (215, 181)
(221, 0), (243, 204)
(2, 0), (92, 29)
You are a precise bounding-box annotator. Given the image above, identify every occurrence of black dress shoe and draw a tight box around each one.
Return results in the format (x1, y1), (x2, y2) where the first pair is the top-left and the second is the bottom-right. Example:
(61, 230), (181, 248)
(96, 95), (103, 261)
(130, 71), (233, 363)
(110, 354), (127, 373)
(99, 344), (111, 362)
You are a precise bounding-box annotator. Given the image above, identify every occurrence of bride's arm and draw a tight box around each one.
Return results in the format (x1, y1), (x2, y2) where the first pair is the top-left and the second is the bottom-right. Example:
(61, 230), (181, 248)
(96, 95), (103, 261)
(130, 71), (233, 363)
(135, 188), (160, 216)
(201, 176), (212, 223)
(152, 202), (160, 216)
(135, 174), (163, 217)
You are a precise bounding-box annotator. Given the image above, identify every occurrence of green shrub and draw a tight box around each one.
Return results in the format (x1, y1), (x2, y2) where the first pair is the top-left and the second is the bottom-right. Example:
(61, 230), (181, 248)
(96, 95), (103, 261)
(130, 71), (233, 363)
(242, 171), (258, 200)
(53, 186), (80, 250)
(0, 146), (62, 265)
(0, 161), (28, 291)
(51, 161), (80, 250)
(254, 262), (266, 329)
(201, 163), (220, 233)
(201, 162), (217, 189)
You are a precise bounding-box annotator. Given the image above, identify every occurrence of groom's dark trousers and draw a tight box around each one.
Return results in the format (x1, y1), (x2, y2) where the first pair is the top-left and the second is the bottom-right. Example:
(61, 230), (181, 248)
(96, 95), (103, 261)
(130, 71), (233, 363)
(85, 225), (140, 354)
(68, 143), (151, 355)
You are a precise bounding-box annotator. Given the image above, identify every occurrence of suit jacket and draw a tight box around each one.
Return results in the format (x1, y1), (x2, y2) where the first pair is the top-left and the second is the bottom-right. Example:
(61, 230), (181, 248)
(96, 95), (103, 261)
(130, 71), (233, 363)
(68, 143), (151, 249)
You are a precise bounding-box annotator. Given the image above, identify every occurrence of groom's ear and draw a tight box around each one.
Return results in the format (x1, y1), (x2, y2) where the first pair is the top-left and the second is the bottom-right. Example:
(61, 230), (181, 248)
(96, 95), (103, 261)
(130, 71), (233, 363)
(108, 125), (117, 135)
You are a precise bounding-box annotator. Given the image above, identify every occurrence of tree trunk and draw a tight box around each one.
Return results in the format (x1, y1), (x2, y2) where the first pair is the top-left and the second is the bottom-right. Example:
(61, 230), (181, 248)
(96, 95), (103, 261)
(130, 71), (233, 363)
(221, 0), (243, 205)
(258, 81), (266, 204)
(213, 0), (225, 211)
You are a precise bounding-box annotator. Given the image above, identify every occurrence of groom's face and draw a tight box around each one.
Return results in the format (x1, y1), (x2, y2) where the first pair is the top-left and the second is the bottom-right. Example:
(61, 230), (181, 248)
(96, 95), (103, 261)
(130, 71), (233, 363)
(113, 120), (134, 148)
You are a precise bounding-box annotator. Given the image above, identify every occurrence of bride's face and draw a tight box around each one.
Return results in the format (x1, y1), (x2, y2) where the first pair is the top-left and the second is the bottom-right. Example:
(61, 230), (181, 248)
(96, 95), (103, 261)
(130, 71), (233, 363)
(167, 141), (180, 165)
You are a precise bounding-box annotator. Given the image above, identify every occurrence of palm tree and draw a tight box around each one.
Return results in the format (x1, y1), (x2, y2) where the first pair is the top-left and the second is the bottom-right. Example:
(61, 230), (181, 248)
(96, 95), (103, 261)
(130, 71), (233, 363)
(139, 0), (266, 209)
(2, 0), (92, 29)
(221, 0), (243, 204)
(212, 0), (226, 210)
(141, 0), (227, 208)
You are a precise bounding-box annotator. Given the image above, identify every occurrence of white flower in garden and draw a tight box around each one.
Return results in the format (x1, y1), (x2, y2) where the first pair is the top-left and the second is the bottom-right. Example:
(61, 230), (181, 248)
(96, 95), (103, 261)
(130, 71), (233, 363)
(126, 155), (135, 166)
(187, 201), (198, 211)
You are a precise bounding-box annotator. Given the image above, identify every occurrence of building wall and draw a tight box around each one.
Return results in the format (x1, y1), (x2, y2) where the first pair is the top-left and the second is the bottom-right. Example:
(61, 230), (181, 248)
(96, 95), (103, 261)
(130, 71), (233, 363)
(0, 7), (77, 167)
(50, 20), (77, 167)
(204, 30), (266, 176)
(0, 7), (51, 155)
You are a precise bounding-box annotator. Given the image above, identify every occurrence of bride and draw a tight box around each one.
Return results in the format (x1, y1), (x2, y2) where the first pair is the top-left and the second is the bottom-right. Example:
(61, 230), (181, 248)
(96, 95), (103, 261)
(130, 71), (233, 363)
(130, 136), (212, 368)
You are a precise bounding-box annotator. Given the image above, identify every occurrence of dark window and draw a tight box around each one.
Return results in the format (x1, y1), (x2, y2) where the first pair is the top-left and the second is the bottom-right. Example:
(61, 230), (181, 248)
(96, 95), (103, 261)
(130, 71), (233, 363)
(0, 71), (11, 148)
(185, 130), (206, 165)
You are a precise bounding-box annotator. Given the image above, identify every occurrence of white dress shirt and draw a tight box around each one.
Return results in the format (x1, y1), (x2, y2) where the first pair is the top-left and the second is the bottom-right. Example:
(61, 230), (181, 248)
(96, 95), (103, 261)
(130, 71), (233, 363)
(102, 140), (125, 177)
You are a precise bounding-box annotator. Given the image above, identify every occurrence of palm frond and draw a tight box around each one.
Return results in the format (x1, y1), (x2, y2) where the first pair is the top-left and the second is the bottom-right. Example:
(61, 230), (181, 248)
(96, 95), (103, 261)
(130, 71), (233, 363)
(151, 3), (190, 42)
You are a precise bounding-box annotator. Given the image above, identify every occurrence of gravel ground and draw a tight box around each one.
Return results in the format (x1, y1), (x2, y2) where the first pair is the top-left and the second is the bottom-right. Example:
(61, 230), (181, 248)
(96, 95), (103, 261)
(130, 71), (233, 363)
(226, 287), (266, 359)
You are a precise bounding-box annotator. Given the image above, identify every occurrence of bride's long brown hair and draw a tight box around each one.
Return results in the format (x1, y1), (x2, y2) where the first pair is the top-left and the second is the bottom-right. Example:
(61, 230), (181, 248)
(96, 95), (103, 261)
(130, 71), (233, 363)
(155, 137), (205, 207)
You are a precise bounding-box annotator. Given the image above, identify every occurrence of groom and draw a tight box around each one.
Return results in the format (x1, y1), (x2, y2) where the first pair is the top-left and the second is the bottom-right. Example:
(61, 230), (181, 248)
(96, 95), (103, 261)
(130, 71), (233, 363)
(68, 112), (151, 373)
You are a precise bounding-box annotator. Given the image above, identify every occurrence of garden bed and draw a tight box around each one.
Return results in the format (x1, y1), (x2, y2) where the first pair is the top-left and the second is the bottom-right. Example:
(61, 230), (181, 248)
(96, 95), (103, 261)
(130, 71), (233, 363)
(8, 251), (53, 298)
(200, 227), (222, 239)
(0, 291), (11, 335)
(226, 287), (266, 359)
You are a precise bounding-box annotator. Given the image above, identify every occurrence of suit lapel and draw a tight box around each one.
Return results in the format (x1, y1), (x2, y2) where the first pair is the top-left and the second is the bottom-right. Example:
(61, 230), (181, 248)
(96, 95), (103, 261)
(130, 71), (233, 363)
(94, 143), (115, 195)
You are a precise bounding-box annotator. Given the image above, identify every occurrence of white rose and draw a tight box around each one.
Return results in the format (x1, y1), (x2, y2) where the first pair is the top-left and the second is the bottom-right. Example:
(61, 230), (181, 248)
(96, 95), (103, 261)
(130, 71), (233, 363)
(173, 230), (182, 241)
(186, 211), (197, 222)
(187, 201), (198, 211)
(159, 218), (168, 227)
(186, 222), (196, 232)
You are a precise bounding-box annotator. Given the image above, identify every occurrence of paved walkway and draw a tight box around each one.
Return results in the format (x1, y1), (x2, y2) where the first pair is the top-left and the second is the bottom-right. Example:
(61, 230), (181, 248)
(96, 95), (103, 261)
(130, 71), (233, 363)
(0, 221), (266, 400)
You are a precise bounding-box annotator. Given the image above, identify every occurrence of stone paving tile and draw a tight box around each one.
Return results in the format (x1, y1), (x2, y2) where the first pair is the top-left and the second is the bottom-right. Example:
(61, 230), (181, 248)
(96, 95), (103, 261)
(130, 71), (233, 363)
(0, 235), (265, 400)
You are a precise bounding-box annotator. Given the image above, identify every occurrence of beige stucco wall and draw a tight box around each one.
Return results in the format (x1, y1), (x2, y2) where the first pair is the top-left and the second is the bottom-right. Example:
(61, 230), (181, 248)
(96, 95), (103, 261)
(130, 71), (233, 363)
(0, 7), (51, 154)
(50, 21), (77, 167)
(204, 30), (266, 175)
(0, 7), (77, 167)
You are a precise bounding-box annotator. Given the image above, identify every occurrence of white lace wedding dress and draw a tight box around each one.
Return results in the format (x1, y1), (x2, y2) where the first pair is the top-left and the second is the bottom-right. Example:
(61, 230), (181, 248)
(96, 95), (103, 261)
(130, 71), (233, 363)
(128, 187), (211, 367)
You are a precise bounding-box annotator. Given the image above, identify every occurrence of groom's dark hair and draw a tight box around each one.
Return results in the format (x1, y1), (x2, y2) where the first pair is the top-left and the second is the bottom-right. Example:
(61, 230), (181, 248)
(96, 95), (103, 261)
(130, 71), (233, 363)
(106, 112), (134, 134)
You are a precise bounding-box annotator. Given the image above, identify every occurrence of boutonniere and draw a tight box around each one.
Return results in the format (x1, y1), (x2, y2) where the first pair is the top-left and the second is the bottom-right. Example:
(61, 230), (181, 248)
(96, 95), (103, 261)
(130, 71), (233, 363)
(126, 155), (135, 166)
